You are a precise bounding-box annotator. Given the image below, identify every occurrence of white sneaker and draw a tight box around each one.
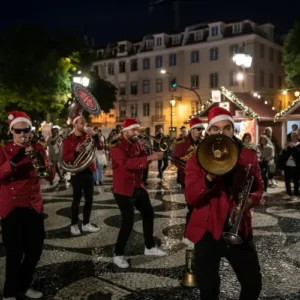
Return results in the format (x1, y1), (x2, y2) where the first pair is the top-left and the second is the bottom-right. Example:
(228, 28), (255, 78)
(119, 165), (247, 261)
(282, 195), (292, 200)
(70, 224), (81, 236)
(113, 255), (130, 268)
(144, 246), (167, 256)
(182, 237), (195, 249)
(3, 297), (17, 300)
(82, 223), (100, 233)
(25, 288), (43, 299)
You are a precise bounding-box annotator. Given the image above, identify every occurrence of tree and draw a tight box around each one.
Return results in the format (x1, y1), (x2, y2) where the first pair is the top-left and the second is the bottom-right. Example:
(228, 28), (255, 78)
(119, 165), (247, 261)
(0, 24), (79, 122)
(282, 21), (300, 88)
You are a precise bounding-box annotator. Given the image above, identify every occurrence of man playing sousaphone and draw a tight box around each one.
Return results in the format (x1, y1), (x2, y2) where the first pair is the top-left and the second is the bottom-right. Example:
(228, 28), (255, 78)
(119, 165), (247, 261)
(173, 117), (204, 247)
(0, 111), (55, 300)
(184, 107), (264, 299)
(62, 115), (104, 235)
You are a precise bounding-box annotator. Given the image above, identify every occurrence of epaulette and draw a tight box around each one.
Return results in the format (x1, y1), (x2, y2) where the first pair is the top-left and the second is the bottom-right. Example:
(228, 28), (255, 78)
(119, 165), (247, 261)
(108, 138), (121, 148)
(243, 143), (259, 152)
(174, 137), (185, 145)
(180, 145), (197, 162)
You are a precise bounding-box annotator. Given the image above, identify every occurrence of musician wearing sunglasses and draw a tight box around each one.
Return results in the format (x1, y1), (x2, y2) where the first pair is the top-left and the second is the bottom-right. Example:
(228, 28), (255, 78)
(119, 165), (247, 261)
(0, 111), (55, 300)
(109, 118), (167, 269)
(184, 107), (264, 300)
(173, 117), (204, 247)
(62, 115), (104, 236)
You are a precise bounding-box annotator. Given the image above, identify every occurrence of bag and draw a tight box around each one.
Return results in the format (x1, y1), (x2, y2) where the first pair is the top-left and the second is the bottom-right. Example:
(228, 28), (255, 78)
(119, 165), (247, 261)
(96, 150), (107, 165)
(268, 161), (276, 174)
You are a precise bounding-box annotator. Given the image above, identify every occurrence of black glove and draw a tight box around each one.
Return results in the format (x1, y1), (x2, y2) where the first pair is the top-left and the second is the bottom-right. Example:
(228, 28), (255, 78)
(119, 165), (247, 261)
(11, 147), (26, 164)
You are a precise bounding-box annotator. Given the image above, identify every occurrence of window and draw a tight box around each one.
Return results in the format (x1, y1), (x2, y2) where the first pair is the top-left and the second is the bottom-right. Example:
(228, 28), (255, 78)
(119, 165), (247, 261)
(173, 35), (180, 45)
(169, 53), (177, 66)
(118, 45), (126, 53)
(278, 76), (282, 89)
(155, 102), (163, 116)
(130, 82), (138, 95)
(210, 47), (218, 61)
(119, 61), (126, 73)
(130, 59), (138, 72)
(155, 56), (163, 68)
(229, 71), (238, 86)
(277, 51), (282, 64)
(156, 37), (162, 46)
(211, 26), (219, 36)
(195, 31), (202, 41)
(278, 100), (282, 111)
(156, 79), (163, 93)
(145, 40), (153, 49)
(191, 100), (199, 114)
(229, 44), (239, 56)
(108, 63), (114, 75)
(259, 70), (264, 87)
(143, 103), (150, 116)
(260, 44), (264, 59)
(269, 47), (274, 62)
(143, 58), (150, 70)
(191, 75), (199, 89)
(269, 73), (274, 88)
(130, 104), (138, 118)
(119, 107), (126, 117)
(233, 23), (241, 34)
(143, 80), (150, 94)
(210, 73), (218, 88)
(119, 84), (126, 95)
(191, 50), (199, 63)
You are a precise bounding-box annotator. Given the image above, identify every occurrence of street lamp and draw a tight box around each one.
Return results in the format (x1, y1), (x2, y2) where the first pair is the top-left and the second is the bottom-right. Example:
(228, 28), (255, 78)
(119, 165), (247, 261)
(233, 51), (252, 92)
(72, 76), (90, 87)
(170, 98), (176, 137)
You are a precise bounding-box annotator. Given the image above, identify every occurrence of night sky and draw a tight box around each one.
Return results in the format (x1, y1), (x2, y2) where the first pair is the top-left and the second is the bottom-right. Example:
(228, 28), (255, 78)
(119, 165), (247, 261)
(1, 0), (299, 46)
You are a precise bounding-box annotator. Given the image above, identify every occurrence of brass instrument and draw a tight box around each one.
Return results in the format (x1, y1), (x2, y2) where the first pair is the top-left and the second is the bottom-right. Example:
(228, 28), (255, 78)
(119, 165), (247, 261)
(138, 130), (175, 152)
(222, 165), (254, 245)
(22, 137), (50, 179)
(196, 134), (238, 176)
(181, 248), (198, 287)
(58, 83), (101, 173)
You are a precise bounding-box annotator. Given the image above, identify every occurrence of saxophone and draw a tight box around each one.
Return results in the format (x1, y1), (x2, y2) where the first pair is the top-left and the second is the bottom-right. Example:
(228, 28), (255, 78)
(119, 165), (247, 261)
(21, 137), (50, 179)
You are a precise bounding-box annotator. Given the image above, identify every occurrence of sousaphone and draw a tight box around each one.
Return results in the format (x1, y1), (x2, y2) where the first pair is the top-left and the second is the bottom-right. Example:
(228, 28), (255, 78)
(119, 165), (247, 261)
(59, 83), (101, 173)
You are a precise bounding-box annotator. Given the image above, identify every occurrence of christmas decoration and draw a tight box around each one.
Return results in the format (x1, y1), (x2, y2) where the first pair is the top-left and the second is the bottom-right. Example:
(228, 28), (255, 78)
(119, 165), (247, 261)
(185, 99), (213, 123)
(274, 97), (300, 121)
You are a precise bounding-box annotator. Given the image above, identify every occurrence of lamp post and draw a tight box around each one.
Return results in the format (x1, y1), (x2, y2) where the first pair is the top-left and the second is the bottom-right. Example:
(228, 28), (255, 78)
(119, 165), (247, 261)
(170, 98), (176, 137)
(232, 51), (252, 92)
(160, 69), (202, 105)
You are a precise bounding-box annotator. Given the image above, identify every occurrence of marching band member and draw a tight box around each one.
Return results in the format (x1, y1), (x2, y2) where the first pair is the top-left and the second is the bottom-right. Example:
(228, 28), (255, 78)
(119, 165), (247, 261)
(62, 115), (104, 236)
(185, 107), (264, 300)
(153, 127), (168, 179)
(0, 111), (55, 300)
(110, 118), (167, 268)
(173, 117), (204, 246)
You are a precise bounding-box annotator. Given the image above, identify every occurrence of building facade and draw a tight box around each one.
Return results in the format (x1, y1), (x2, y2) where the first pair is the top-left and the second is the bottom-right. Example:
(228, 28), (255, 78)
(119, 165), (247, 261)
(92, 20), (284, 135)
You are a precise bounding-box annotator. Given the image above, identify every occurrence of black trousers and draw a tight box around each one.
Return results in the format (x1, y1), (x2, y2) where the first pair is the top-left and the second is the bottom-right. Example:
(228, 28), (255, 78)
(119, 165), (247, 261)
(1, 208), (45, 298)
(114, 188), (155, 255)
(284, 166), (299, 196)
(185, 204), (193, 232)
(195, 232), (262, 300)
(71, 170), (94, 225)
(158, 158), (168, 176)
(142, 167), (149, 184)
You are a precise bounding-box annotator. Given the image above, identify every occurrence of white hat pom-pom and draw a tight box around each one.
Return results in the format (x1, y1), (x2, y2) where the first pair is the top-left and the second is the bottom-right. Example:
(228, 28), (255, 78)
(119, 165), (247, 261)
(8, 114), (14, 120)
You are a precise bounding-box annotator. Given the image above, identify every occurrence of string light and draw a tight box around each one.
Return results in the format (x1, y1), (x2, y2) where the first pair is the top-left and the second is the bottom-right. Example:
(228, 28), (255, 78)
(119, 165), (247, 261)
(185, 99), (213, 123)
(274, 96), (300, 121)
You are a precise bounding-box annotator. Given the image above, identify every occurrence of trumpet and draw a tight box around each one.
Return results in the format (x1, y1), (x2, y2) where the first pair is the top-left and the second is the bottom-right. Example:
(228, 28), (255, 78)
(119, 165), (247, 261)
(21, 137), (50, 179)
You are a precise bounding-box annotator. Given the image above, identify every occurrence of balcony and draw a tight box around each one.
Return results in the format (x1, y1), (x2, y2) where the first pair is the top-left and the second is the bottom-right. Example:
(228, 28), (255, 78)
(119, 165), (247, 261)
(152, 115), (165, 122)
(116, 116), (128, 123)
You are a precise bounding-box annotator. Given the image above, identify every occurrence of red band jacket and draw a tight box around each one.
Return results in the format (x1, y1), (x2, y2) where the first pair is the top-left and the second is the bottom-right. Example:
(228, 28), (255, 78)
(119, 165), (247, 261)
(62, 132), (104, 173)
(0, 142), (55, 218)
(184, 141), (264, 244)
(110, 135), (148, 196)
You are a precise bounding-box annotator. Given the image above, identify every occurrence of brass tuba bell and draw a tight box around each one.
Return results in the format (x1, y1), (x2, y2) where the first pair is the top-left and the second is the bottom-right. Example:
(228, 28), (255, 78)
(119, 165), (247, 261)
(196, 134), (239, 176)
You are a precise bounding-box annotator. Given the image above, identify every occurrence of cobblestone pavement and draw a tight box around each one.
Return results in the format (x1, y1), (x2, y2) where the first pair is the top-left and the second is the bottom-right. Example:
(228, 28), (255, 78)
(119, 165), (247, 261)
(1, 163), (300, 299)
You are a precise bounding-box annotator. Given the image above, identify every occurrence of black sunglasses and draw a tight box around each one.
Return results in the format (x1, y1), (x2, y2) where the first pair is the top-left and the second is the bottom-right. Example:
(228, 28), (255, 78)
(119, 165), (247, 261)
(12, 127), (31, 134)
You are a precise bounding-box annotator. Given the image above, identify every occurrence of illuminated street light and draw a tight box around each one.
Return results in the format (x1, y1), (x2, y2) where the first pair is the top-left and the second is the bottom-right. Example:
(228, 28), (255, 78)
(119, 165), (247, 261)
(295, 91), (300, 97)
(170, 99), (176, 107)
(73, 76), (90, 87)
(160, 69), (167, 74)
(236, 72), (244, 81)
(232, 53), (253, 69)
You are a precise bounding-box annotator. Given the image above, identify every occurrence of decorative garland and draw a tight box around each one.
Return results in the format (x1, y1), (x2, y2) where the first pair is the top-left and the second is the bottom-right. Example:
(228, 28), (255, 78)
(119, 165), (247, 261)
(185, 99), (213, 123)
(220, 87), (260, 120)
(274, 97), (300, 121)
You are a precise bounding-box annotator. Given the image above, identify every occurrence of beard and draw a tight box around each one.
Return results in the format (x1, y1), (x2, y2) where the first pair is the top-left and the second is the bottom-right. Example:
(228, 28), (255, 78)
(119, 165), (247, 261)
(128, 135), (139, 142)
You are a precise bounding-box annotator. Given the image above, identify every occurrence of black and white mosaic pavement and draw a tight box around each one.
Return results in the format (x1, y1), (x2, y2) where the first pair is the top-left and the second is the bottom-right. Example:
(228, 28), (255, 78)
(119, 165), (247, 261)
(1, 164), (300, 299)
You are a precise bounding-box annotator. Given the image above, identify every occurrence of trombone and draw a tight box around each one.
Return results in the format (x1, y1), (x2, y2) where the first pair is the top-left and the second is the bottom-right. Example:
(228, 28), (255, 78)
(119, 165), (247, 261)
(138, 130), (175, 152)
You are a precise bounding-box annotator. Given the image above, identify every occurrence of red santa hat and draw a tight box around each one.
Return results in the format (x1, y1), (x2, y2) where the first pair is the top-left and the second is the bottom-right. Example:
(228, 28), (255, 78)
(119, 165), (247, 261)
(8, 111), (32, 129)
(122, 118), (140, 131)
(206, 106), (234, 132)
(72, 115), (84, 125)
(189, 117), (204, 130)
